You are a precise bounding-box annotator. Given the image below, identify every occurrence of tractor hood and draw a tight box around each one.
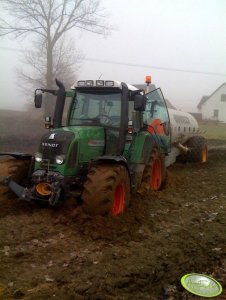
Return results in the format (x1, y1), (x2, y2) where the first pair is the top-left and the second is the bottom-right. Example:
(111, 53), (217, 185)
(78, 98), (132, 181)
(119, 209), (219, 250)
(39, 129), (75, 164)
(36, 126), (106, 175)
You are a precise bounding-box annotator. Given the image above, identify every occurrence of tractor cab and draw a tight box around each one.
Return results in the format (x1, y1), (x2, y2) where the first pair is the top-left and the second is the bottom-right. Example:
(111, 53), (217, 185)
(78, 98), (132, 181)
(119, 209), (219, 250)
(68, 80), (147, 156)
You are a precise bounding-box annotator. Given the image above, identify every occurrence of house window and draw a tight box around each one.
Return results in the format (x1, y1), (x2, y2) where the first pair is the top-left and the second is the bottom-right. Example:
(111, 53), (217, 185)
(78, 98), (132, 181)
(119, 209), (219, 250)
(221, 94), (226, 102)
(213, 109), (219, 119)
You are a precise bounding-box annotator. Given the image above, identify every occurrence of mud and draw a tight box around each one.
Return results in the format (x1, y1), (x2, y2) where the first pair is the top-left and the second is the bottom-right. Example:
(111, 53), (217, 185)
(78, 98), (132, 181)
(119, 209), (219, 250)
(0, 141), (226, 299)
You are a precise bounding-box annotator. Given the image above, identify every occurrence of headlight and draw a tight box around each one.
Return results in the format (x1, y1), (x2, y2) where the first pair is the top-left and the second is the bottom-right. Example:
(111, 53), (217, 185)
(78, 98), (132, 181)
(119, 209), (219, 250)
(55, 155), (65, 165)
(35, 152), (42, 162)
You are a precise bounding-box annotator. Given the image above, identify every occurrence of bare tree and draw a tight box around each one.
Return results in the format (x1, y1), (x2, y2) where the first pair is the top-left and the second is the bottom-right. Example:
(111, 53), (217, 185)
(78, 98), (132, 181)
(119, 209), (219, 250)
(17, 35), (83, 112)
(0, 0), (110, 113)
(17, 36), (83, 94)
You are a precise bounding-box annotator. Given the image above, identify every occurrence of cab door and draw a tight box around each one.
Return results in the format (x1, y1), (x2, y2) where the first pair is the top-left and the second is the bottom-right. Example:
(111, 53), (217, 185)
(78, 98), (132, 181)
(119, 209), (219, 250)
(144, 88), (171, 153)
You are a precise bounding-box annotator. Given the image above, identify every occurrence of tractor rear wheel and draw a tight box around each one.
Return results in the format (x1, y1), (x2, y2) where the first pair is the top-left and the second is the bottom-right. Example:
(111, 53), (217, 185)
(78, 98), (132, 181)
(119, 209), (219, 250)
(82, 164), (130, 216)
(139, 148), (166, 195)
(185, 136), (207, 163)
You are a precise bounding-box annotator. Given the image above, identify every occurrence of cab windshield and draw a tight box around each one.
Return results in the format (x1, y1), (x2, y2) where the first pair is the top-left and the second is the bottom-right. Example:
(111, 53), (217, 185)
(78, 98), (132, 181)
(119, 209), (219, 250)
(68, 91), (122, 128)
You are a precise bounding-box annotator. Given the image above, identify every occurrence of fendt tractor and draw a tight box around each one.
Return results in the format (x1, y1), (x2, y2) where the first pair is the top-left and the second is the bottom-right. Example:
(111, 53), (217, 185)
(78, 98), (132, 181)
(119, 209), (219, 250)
(1, 76), (207, 216)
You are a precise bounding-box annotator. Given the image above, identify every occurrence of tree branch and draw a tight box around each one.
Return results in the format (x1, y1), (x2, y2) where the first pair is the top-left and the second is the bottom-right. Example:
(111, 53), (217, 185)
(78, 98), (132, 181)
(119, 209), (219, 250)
(0, 0), (111, 113)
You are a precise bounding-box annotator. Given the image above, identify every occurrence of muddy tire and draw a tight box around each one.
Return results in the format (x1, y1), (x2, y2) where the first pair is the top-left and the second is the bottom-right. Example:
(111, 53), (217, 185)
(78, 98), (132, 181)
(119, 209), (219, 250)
(138, 148), (166, 195)
(82, 164), (130, 216)
(185, 136), (207, 163)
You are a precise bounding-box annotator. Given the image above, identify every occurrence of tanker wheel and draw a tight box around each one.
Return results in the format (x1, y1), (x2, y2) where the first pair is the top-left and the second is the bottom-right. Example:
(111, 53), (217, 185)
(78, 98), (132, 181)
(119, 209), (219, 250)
(185, 136), (207, 163)
(139, 148), (166, 195)
(82, 164), (130, 216)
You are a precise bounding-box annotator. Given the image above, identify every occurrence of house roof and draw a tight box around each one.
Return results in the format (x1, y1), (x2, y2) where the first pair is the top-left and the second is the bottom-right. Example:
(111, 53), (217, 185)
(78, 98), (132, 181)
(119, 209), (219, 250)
(197, 96), (209, 109)
(197, 83), (226, 109)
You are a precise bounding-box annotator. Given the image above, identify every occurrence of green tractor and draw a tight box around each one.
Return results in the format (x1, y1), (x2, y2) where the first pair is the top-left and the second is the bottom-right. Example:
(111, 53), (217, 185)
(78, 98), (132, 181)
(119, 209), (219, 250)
(2, 77), (206, 216)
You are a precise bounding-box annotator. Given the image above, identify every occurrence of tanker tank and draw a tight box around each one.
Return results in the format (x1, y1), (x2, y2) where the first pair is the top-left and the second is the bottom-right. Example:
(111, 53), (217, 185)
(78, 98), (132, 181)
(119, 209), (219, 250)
(168, 108), (199, 144)
(165, 109), (200, 167)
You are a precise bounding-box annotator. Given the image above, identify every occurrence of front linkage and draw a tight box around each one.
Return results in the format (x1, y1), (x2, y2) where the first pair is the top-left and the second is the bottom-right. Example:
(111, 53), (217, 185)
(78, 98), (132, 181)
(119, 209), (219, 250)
(1, 152), (66, 206)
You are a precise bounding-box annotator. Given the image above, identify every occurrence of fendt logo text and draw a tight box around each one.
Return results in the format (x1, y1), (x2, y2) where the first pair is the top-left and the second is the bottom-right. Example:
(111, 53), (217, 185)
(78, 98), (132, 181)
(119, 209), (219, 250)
(42, 142), (59, 148)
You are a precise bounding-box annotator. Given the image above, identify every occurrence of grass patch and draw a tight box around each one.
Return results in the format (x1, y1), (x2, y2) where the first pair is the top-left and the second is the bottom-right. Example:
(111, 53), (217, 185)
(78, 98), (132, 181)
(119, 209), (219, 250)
(198, 122), (226, 140)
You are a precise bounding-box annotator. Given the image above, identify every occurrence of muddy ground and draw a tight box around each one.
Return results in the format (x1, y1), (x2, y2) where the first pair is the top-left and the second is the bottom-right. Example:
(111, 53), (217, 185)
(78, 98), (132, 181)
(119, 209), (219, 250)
(0, 140), (226, 300)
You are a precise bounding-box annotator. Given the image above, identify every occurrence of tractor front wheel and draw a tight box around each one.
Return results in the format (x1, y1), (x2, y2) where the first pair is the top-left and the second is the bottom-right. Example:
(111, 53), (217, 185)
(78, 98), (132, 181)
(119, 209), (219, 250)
(82, 164), (130, 216)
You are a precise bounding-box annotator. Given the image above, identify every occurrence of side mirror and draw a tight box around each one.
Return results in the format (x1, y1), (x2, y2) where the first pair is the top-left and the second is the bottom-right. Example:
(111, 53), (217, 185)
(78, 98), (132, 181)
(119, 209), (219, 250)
(34, 93), (42, 108)
(134, 94), (147, 111)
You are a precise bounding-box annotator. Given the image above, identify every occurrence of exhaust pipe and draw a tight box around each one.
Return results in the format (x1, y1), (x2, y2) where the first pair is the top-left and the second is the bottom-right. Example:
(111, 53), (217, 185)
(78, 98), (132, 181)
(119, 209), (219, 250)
(53, 79), (65, 129)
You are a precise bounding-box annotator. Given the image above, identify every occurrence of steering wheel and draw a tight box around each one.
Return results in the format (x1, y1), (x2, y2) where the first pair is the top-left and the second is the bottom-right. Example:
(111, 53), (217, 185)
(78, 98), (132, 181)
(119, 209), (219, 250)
(96, 114), (112, 124)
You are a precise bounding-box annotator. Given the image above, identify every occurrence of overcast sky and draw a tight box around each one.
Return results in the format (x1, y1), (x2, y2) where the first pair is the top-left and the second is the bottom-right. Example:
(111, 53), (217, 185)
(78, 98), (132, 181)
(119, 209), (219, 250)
(0, 0), (225, 112)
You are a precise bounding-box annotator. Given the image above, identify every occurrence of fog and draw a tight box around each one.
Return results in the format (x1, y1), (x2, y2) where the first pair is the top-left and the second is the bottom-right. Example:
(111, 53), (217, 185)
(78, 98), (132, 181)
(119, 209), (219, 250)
(0, 0), (225, 112)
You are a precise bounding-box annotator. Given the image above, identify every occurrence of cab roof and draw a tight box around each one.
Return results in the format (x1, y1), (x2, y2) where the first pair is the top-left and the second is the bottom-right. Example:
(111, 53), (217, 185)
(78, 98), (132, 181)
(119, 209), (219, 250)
(72, 80), (138, 92)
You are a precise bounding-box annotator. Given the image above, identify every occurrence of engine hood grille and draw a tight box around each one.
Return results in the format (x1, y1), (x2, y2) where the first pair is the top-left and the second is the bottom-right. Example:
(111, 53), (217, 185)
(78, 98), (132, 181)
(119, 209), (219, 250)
(39, 131), (75, 163)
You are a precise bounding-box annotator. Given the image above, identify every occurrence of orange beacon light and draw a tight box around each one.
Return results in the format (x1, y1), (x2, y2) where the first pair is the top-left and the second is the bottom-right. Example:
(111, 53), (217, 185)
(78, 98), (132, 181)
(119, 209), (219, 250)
(145, 75), (152, 84)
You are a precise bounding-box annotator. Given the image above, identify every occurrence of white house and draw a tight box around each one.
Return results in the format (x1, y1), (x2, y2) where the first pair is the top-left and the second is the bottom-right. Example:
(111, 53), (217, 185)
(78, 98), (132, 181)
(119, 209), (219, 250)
(197, 83), (226, 122)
